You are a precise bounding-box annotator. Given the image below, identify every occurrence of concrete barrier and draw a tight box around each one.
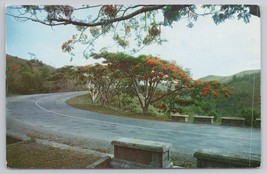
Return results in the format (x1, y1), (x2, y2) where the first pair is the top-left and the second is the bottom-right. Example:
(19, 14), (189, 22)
(110, 137), (173, 168)
(221, 117), (245, 127)
(194, 149), (260, 168)
(193, 116), (214, 124)
(255, 118), (261, 128)
(171, 114), (189, 123)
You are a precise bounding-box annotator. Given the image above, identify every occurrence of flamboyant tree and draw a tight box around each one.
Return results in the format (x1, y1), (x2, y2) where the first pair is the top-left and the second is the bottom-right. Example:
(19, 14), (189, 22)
(191, 80), (231, 98)
(150, 79), (231, 115)
(92, 52), (230, 114)
(79, 64), (123, 107)
(7, 5), (260, 55)
(77, 65), (100, 103)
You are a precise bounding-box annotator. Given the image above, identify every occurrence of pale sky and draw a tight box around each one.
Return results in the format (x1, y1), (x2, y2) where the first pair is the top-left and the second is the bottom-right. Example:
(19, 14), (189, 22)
(5, 5), (261, 80)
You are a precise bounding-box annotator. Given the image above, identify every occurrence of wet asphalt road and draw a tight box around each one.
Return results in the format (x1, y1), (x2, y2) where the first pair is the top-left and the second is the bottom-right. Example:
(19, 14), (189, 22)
(6, 91), (261, 155)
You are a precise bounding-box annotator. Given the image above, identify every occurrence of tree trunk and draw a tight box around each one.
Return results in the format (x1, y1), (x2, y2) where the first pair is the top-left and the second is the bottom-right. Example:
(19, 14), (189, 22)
(142, 106), (148, 115)
(142, 104), (150, 115)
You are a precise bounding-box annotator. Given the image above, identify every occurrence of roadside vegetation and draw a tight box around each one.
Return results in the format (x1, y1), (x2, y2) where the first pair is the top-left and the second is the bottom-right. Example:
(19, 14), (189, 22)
(216, 72), (261, 116)
(6, 54), (86, 96)
(65, 52), (231, 122)
(7, 54), (260, 124)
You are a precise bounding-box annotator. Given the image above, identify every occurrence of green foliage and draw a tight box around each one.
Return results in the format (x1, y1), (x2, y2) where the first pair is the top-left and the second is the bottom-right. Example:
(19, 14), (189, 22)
(197, 99), (220, 121)
(163, 5), (193, 26)
(215, 72), (261, 117)
(6, 54), (55, 95)
(181, 104), (204, 116)
(211, 5), (252, 24)
(114, 95), (163, 117)
(6, 55), (88, 95)
(49, 65), (86, 92)
(80, 64), (123, 107)
(120, 96), (143, 114)
(240, 108), (260, 127)
(232, 75), (237, 81)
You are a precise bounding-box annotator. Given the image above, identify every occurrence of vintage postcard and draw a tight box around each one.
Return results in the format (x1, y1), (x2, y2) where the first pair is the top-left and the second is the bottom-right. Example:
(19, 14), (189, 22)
(5, 4), (261, 169)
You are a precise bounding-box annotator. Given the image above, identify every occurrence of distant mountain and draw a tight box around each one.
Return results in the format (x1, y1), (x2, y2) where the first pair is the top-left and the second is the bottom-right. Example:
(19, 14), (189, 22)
(199, 69), (260, 83)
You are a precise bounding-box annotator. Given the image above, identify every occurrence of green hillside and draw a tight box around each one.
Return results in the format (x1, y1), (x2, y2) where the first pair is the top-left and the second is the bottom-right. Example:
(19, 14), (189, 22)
(6, 54), (56, 95)
(6, 54), (86, 95)
(214, 71), (261, 117)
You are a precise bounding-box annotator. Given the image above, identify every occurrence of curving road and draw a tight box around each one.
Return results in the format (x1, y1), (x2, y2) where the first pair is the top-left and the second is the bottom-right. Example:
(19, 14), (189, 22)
(6, 91), (261, 155)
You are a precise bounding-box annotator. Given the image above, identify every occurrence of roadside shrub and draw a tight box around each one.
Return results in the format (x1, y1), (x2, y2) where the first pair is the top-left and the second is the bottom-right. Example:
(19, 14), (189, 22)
(207, 110), (221, 123)
(146, 105), (165, 117)
(121, 96), (143, 114)
(240, 108), (260, 126)
(181, 104), (204, 116)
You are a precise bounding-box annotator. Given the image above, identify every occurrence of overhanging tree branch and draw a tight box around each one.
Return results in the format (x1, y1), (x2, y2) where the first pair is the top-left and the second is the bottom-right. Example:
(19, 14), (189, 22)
(47, 5), (166, 27)
(7, 4), (260, 56)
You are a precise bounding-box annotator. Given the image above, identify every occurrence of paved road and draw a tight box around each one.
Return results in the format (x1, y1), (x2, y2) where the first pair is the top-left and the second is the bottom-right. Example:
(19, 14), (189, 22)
(6, 91), (261, 155)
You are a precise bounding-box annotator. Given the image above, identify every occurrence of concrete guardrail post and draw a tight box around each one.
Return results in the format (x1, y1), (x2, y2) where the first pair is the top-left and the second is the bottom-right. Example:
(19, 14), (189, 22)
(110, 137), (173, 168)
(170, 114), (189, 123)
(221, 117), (245, 127)
(255, 118), (261, 128)
(193, 116), (214, 124)
(194, 148), (261, 168)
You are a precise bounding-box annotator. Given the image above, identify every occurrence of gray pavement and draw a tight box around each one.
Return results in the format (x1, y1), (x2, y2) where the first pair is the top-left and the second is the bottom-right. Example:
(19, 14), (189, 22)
(6, 91), (261, 155)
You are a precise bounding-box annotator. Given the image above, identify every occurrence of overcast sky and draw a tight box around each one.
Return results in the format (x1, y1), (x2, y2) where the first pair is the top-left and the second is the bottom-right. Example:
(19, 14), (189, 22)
(5, 5), (261, 80)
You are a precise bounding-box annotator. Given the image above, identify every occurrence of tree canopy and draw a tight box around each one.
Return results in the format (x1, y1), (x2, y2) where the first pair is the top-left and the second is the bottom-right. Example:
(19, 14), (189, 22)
(7, 5), (260, 56)
(91, 52), (230, 114)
